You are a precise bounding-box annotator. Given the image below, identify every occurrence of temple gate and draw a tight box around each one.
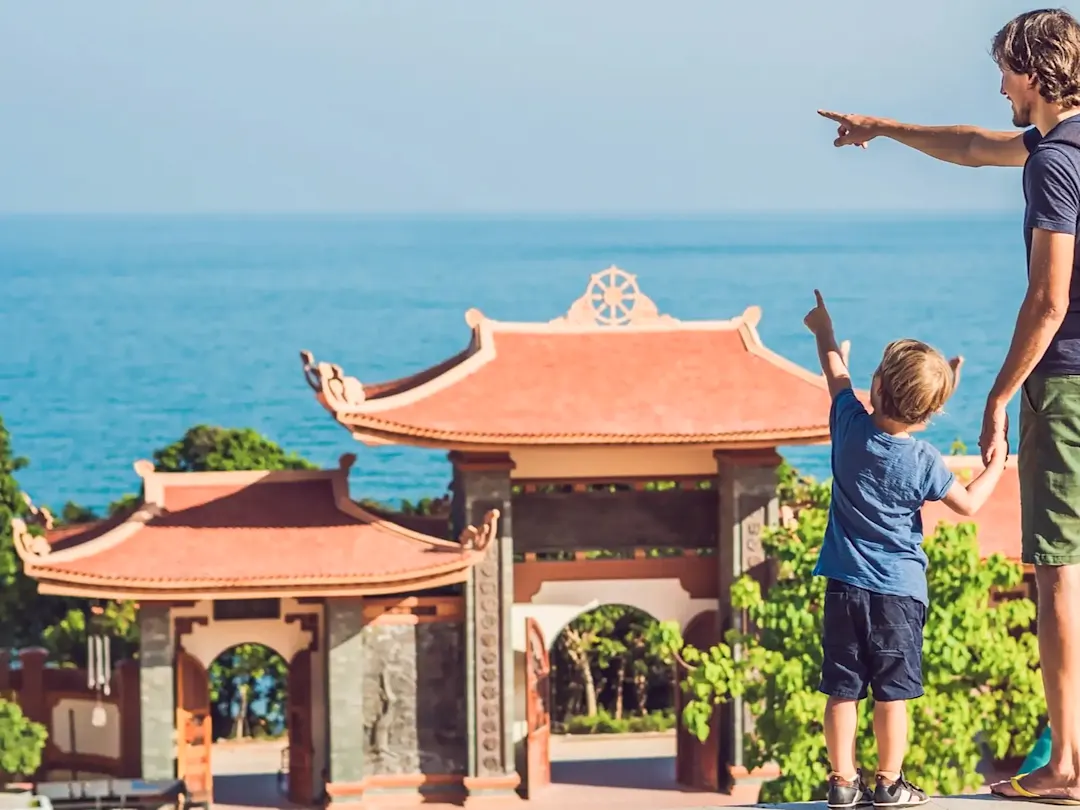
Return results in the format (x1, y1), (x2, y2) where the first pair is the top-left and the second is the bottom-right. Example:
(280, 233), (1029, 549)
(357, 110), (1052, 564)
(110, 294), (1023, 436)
(15, 459), (498, 807)
(300, 267), (841, 797)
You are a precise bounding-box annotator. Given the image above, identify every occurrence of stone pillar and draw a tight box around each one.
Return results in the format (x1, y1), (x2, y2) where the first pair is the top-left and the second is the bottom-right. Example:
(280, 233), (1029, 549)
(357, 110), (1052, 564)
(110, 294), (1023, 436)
(715, 450), (781, 782)
(450, 451), (520, 801)
(138, 604), (174, 781)
(325, 597), (365, 806)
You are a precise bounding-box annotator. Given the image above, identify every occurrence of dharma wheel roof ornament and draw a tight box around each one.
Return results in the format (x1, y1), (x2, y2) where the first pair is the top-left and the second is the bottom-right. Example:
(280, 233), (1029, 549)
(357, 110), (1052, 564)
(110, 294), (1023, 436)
(551, 266), (679, 327)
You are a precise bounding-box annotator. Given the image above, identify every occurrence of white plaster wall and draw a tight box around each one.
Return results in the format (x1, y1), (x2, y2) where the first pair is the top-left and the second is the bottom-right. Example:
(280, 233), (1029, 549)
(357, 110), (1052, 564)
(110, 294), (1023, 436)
(170, 600), (315, 670)
(51, 698), (121, 759)
(522, 578), (715, 638)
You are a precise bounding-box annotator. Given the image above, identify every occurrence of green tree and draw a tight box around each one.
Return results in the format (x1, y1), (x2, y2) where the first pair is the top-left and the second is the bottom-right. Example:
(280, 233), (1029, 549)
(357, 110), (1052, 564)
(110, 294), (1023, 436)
(622, 609), (671, 718)
(0, 416), (34, 644)
(556, 607), (623, 718)
(153, 425), (317, 472)
(59, 501), (98, 525)
(0, 698), (47, 779)
(652, 468), (1042, 802)
(0, 416), (86, 650)
(209, 644), (288, 741)
(41, 601), (140, 668)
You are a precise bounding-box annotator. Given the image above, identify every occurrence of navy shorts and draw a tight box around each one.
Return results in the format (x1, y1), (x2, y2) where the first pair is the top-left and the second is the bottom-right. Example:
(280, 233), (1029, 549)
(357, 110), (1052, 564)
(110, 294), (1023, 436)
(819, 579), (926, 702)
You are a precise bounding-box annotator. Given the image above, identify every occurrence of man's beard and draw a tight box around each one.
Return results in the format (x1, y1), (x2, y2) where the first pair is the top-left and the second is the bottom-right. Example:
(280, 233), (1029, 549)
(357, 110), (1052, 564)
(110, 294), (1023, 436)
(1012, 104), (1032, 128)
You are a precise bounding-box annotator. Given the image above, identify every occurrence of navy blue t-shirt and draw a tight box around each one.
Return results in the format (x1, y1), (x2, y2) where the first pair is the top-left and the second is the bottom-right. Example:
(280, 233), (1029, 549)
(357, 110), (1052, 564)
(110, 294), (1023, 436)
(1023, 116), (1080, 376)
(813, 389), (955, 605)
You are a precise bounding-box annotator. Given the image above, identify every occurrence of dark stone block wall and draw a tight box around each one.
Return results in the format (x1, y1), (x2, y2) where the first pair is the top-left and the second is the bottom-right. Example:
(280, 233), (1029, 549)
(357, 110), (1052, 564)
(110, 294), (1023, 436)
(361, 621), (467, 776)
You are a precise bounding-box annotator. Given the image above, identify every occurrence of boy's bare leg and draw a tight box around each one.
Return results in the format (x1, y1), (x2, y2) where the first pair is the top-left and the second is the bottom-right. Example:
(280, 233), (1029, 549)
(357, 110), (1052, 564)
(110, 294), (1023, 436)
(825, 696), (860, 778)
(874, 700), (908, 778)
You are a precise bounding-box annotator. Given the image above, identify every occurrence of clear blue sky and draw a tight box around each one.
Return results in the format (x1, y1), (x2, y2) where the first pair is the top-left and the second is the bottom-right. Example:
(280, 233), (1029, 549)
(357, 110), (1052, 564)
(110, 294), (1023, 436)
(0, 0), (1056, 213)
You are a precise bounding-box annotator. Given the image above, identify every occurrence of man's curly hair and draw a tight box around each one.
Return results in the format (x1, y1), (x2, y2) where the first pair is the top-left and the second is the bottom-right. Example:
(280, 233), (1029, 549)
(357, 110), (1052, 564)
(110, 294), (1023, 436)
(992, 8), (1080, 109)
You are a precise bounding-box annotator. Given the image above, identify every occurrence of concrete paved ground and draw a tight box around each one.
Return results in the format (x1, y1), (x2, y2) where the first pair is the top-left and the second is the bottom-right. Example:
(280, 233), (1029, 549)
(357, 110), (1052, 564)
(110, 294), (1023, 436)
(207, 732), (760, 809)
(206, 737), (1052, 810)
(211, 740), (296, 809)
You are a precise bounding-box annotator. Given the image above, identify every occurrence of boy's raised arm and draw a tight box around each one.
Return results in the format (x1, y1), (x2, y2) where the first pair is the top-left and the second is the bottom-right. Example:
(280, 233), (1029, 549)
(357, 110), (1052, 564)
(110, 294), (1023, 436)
(804, 290), (852, 398)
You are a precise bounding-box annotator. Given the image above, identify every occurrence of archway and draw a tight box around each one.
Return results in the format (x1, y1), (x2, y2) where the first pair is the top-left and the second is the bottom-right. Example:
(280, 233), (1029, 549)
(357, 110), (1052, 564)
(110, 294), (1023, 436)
(551, 604), (673, 732)
(539, 603), (682, 793)
(177, 642), (316, 808)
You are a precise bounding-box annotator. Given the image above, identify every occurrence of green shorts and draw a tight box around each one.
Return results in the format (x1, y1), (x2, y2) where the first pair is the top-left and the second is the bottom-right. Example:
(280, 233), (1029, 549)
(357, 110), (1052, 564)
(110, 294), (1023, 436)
(1020, 373), (1080, 566)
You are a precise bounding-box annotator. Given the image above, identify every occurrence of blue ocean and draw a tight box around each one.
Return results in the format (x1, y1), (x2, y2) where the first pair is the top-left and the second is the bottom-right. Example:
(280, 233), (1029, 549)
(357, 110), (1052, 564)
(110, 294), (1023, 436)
(0, 214), (1026, 515)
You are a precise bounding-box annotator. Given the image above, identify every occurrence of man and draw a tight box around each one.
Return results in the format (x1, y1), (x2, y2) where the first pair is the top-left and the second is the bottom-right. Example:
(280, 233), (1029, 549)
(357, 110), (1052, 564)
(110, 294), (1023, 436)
(819, 8), (1080, 803)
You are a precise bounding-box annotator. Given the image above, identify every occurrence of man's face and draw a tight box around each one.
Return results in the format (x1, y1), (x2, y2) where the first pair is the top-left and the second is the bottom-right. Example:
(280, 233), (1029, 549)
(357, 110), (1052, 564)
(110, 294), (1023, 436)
(1000, 68), (1037, 127)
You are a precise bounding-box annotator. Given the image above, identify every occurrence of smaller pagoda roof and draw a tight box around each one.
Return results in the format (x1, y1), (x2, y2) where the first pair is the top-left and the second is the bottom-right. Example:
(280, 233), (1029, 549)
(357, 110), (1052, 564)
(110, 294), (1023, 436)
(13, 455), (497, 600)
(920, 455), (1020, 561)
(300, 267), (865, 450)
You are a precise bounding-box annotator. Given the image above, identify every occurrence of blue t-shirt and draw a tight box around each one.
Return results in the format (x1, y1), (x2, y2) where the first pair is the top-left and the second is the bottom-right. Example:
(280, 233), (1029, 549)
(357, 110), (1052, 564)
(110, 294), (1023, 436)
(1023, 116), (1080, 376)
(812, 389), (955, 605)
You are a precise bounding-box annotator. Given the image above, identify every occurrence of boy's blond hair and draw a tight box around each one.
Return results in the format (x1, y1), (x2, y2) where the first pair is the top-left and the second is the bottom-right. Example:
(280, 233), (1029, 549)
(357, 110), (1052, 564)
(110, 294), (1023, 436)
(874, 339), (955, 425)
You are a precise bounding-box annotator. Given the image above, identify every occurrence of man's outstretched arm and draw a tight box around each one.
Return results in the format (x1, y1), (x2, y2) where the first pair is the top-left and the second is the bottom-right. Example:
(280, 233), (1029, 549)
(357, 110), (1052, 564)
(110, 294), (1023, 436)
(818, 110), (1029, 168)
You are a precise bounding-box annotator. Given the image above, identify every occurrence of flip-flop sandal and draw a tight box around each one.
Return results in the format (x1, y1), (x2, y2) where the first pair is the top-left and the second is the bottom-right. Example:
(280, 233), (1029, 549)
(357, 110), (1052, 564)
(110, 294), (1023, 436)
(992, 776), (1080, 805)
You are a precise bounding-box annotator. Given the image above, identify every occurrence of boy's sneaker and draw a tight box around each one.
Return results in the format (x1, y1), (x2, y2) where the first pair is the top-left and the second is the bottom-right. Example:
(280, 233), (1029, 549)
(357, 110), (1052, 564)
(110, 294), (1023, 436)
(873, 772), (928, 807)
(827, 771), (874, 808)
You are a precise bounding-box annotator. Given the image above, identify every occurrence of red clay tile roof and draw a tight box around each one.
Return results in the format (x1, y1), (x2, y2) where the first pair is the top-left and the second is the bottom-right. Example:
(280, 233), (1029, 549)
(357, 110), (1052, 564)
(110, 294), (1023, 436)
(14, 456), (496, 600)
(921, 455), (1020, 561)
(300, 268), (854, 448)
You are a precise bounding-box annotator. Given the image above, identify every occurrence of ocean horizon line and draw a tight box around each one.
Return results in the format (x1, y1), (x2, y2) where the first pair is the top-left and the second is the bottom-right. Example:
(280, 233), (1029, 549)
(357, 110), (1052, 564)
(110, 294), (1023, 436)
(0, 209), (1025, 221)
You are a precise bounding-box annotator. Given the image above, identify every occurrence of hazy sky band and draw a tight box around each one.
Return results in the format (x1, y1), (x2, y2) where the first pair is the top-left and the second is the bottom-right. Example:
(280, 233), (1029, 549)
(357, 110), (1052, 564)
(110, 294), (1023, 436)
(0, 0), (1042, 213)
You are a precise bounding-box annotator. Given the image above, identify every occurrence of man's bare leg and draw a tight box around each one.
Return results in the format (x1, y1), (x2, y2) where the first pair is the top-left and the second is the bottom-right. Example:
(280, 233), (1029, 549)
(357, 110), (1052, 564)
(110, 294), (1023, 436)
(994, 564), (1080, 798)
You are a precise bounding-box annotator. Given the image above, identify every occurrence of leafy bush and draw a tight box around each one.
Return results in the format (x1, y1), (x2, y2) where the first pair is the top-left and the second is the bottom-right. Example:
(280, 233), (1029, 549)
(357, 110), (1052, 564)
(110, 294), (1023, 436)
(652, 468), (1042, 802)
(0, 698), (47, 779)
(561, 708), (676, 735)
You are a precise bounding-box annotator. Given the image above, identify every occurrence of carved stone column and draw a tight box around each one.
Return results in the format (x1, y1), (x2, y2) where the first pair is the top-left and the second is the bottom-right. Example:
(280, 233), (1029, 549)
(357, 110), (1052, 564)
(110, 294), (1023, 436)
(139, 604), (175, 780)
(450, 451), (520, 801)
(715, 450), (781, 782)
(325, 597), (365, 805)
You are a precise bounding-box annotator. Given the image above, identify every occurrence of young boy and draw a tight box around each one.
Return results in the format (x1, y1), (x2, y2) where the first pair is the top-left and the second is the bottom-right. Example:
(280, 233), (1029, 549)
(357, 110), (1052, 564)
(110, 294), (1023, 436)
(803, 290), (1007, 809)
